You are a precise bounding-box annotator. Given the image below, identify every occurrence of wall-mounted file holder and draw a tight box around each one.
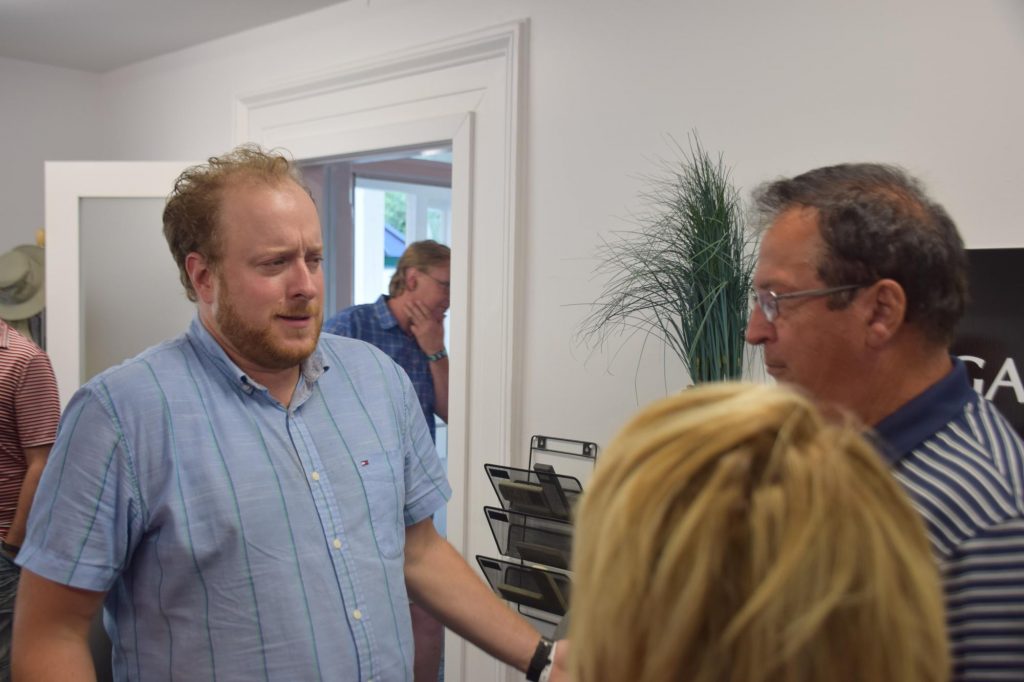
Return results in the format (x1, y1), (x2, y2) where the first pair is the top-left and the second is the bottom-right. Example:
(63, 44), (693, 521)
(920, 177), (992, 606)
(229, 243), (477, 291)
(483, 505), (573, 570)
(528, 435), (598, 490)
(476, 556), (572, 623)
(481, 435), (598, 638)
(484, 464), (581, 522)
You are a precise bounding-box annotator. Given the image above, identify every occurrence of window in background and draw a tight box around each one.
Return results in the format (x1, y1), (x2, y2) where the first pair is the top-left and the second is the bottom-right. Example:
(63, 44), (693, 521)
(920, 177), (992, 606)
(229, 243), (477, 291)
(353, 177), (451, 304)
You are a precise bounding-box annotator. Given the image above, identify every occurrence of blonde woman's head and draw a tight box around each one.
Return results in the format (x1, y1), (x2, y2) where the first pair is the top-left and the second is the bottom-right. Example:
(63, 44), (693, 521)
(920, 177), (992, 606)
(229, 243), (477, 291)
(569, 382), (948, 682)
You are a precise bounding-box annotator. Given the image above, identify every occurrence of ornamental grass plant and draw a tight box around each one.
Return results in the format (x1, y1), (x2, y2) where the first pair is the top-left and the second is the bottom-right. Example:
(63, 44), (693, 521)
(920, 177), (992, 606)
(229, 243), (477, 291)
(578, 135), (757, 384)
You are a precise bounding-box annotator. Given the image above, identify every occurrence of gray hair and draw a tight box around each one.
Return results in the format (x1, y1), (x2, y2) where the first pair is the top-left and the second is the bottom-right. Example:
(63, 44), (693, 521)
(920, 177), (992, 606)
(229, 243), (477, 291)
(753, 163), (968, 345)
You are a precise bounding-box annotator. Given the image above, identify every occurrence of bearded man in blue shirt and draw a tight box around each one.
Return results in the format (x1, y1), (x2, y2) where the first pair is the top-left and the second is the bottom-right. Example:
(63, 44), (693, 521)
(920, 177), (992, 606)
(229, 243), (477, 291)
(11, 145), (564, 682)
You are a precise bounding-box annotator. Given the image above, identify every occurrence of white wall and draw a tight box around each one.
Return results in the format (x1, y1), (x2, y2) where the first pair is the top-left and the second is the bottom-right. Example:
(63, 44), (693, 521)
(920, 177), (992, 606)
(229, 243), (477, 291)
(0, 57), (103, 253)
(520, 0), (1024, 445)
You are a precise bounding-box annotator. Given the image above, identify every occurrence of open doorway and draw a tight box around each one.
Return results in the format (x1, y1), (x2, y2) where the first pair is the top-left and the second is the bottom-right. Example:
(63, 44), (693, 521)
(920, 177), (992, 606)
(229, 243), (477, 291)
(301, 144), (453, 536)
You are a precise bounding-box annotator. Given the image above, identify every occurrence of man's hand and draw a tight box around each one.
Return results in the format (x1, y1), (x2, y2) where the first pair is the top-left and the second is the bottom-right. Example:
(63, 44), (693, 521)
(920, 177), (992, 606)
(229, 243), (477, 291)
(404, 300), (445, 356)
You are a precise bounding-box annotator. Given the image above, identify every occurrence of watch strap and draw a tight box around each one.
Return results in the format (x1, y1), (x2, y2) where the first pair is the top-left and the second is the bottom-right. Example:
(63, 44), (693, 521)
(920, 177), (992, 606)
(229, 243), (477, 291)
(526, 637), (553, 682)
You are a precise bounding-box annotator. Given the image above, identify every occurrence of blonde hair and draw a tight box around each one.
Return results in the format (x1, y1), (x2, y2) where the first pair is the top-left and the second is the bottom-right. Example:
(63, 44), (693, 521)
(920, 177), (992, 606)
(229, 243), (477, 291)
(388, 240), (451, 297)
(569, 382), (949, 682)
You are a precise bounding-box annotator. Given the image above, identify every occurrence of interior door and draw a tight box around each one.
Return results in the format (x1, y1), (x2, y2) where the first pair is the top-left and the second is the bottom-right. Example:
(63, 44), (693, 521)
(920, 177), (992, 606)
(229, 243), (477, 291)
(45, 161), (197, 405)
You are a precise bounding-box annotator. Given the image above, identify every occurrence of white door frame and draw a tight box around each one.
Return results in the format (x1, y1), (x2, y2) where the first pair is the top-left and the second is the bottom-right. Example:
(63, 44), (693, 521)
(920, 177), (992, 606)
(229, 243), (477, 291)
(235, 21), (527, 682)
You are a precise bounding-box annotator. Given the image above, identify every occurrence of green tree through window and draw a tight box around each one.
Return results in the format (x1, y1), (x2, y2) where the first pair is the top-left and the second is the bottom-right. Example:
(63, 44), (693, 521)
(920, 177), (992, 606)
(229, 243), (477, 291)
(385, 191), (407, 235)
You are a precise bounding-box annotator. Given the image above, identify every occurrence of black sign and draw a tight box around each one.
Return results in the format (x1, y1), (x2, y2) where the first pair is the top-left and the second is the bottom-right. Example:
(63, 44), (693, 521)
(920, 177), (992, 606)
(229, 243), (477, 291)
(951, 249), (1024, 437)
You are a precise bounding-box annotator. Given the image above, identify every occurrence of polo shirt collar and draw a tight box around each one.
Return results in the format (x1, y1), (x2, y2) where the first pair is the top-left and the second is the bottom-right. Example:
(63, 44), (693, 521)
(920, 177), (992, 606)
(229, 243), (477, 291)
(0, 320), (9, 349)
(186, 315), (328, 398)
(373, 294), (401, 330)
(871, 356), (974, 466)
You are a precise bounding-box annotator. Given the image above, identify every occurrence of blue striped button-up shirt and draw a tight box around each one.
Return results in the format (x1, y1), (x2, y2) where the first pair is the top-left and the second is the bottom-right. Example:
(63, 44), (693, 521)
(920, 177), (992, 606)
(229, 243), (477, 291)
(874, 357), (1024, 680)
(323, 296), (439, 442)
(18, 316), (450, 682)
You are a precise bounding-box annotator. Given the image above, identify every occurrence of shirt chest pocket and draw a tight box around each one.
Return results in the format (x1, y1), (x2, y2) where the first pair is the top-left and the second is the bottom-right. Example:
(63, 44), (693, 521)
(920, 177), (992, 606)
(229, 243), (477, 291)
(352, 451), (405, 560)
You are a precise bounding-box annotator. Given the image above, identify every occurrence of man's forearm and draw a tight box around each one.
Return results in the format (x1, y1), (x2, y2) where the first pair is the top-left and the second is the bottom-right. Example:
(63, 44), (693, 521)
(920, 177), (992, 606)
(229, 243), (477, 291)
(429, 356), (449, 422)
(5, 447), (50, 546)
(12, 631), (97, 682)
(405, 520), (538, 672)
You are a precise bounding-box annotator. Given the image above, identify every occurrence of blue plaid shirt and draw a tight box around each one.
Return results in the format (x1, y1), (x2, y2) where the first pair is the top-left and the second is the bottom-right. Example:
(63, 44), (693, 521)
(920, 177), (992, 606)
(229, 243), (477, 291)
(324, 296), (439, 442)
(19, 316), (450, 681)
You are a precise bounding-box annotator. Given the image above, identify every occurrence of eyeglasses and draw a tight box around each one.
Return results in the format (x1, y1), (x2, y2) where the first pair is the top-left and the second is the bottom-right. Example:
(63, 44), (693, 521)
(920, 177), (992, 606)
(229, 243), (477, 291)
(420, 271), (450, 291)
(751, 285), (861, 323)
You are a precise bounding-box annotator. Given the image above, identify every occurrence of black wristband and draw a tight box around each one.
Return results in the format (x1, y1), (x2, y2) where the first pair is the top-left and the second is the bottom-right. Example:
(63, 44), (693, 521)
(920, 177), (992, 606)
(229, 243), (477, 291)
(0, 540), (20, 558)
(525, 636), (553, 682)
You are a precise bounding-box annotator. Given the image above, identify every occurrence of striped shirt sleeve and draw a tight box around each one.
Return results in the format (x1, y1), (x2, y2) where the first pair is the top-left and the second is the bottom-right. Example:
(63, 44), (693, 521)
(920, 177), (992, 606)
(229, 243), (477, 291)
(944, 518), (1024, 679)
(15, 350), (61, 448)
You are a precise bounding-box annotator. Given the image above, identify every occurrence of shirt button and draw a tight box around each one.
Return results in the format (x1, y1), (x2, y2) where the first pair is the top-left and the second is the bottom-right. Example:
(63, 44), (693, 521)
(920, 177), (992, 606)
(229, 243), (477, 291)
(333, 538), (342, 550)
(311, 471), (320, 481)
(352, 609), (363, 620)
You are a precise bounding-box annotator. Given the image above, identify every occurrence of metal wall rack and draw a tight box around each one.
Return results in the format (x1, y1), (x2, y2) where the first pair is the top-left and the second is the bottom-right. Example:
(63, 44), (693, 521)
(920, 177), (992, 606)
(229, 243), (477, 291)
(477, 435), (597, 638)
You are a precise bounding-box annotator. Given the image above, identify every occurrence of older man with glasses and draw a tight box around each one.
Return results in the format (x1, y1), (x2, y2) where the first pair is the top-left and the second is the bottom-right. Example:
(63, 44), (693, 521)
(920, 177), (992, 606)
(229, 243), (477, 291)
(745, 163), (1024, 680)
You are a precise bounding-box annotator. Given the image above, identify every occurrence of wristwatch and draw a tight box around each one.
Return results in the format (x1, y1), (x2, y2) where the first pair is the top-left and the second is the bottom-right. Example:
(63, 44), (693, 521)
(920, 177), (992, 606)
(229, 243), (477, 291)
(526, 637), (553, 682)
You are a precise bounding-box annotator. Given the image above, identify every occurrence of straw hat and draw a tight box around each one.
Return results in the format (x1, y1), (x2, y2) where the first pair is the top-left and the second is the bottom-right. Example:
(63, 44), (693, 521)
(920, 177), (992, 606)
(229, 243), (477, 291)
(0, 245), (45, 321)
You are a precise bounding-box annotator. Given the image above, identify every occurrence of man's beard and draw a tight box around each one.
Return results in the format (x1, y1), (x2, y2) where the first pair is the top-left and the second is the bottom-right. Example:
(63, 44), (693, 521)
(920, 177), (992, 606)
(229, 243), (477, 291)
(215, 286), (322, 371)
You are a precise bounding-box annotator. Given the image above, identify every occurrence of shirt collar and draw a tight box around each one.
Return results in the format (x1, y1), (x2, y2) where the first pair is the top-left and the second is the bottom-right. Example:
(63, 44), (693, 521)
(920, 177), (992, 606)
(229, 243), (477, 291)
(186, 315), (328, 399)
(870, 356), (975, 466)
(373, 294), (401, 330)
(0, 320), (9, 349)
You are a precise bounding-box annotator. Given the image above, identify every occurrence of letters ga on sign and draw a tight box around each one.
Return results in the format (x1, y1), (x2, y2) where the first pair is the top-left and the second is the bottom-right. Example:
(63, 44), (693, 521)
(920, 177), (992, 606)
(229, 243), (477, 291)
(952, 249), (1024, 438)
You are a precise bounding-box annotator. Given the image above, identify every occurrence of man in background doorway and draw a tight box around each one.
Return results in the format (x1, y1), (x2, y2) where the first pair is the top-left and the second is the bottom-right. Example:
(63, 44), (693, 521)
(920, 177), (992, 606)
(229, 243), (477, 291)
(324, 240), (449, 440)
(324, 239), (450, 682)
(0, 318), (60, 681)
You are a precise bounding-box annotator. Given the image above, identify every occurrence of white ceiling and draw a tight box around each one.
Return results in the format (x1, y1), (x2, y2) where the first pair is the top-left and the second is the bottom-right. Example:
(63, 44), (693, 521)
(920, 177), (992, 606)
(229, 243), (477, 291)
(0, 0), (349, 73)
